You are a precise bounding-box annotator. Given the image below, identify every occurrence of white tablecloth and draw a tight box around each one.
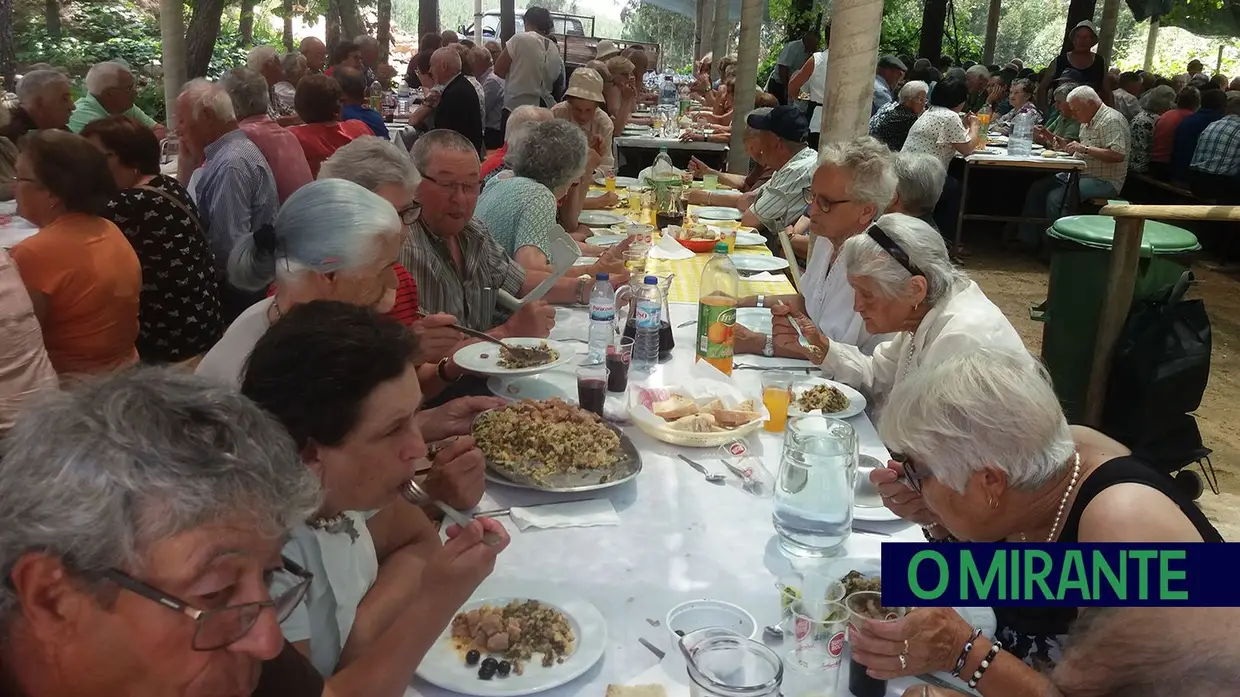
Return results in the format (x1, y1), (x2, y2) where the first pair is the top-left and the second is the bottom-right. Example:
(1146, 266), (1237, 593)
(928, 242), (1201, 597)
(404, 302), (985, 697)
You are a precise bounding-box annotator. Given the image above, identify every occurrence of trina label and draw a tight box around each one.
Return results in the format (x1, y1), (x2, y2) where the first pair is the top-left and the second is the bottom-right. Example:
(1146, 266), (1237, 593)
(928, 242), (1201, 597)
(794, 616), (811, 641)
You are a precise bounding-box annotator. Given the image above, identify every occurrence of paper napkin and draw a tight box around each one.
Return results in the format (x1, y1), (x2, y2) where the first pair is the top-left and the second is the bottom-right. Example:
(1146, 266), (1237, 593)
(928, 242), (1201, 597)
(509, 499), (620, 531)
(648, 233), (695, 260)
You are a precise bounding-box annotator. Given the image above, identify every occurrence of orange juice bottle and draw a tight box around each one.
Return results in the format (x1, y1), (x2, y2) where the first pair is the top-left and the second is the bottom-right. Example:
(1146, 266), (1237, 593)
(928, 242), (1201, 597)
(695, 242), (739, 375)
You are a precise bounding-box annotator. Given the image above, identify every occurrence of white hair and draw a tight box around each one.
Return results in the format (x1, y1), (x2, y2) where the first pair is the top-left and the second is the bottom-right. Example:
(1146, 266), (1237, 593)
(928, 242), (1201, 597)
(841, 212), (966, 304)
(504, 104), (554, 145)
(229, 179), (402, 292)
(892, 151), (946, 216)
(508, 119), (588, 192)
(354, 35), (379, 48)
(220, 67), (270, 119)
(878, 349), (1073, 494)
(1067, 85), (1102, 106)
(319, 136), (421, 192)
(431, 46), (462, 77)
(281, 51), (307, 78)
(84, 61), (133, 96)
(180, 78), (236, 123)
(897, 80), (928, 105)
(965, 64), (990, 81)
(247, 45), (279, 72)
(816, 136), (898, 213)
(16, 70), (69, 106)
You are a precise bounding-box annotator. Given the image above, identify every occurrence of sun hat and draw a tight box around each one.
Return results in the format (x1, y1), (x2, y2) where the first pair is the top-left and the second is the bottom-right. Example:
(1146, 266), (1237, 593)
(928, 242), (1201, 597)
(594, 39), (620, 60)
(565, 67), (606, 103)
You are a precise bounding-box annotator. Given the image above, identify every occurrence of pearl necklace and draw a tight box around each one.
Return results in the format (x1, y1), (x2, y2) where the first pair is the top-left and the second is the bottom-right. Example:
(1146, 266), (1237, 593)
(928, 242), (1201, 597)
(1020, 451), (1081, 543)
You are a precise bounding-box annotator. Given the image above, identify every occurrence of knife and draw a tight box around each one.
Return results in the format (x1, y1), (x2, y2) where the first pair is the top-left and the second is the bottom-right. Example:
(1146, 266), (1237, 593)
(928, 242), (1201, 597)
(497, 235), (580, 311)
(734, 364), (813, 373)
(638, 638), (665, 661)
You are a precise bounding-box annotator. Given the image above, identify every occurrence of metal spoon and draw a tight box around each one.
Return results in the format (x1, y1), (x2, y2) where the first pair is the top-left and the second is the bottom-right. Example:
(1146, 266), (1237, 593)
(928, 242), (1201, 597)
(677, 454), (727, 484)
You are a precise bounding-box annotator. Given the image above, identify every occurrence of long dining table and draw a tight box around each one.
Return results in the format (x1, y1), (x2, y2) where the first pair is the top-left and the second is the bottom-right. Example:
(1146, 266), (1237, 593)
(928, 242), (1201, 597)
(404, 302), (996, 697)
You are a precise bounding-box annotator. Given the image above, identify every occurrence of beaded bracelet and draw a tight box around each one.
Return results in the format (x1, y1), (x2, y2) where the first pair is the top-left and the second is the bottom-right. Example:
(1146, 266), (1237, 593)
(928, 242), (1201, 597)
(950, 629), (984, 678)
(967, 640), (1003, 689)
(922, 525), (960, 543)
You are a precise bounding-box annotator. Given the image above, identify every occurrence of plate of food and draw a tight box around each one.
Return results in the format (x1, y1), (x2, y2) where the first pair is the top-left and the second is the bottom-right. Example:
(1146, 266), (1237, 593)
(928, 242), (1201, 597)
(584, 233), (627, 247)
(473, 399), (643, 491)
(486, 370), (577, 402)
(669, 221), (722, 252)
(731, 255), (790, 273)
(580, 211), (629, 227)
(1040, 150), (1065, 158)
(734, 231), (766, 247)
(788, 377), (866, 420)
(417, 586), (608, 697)
(594, 175), (643, 189)
(630, 388), (765, 447)
(453, 339), (578, 378)
(694, 206), (744, 221)
(733, 308), (811, 347)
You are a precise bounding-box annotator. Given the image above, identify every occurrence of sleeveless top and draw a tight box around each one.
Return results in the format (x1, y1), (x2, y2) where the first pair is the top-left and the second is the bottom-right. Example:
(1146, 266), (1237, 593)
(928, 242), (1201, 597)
(994, 456), (1223, 671)
(1053, 52), (1107, 93)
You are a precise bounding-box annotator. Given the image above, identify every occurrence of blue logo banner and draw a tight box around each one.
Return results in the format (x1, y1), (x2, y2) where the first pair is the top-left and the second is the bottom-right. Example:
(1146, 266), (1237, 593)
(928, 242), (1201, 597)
(879, 543), (1240, 607)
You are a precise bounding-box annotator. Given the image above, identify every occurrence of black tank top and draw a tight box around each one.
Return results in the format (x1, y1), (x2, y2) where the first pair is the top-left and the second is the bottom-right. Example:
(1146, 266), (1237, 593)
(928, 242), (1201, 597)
(1053, 51), (1107, 93)
(995, 456), (1223, 637)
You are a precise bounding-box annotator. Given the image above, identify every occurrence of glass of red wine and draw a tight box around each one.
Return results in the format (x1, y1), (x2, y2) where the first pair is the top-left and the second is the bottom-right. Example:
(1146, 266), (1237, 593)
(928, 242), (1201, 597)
(576, 364), (609, 417)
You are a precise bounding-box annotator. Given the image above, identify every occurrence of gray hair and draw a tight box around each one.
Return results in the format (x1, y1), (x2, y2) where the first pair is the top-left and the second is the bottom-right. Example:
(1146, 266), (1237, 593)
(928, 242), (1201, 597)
(410, 129), (479, 173)
(281, 52), (307, 78)
(1139, 85), (1176, 115)
(247, 45), (280, 72)
(1067, 85), (1102, 106)
(354, 35), (379, 49)
(505, 105), (554, 146)
(15, 69), (69, 106)
(0, 368), (321, 622)
(816, 136), (898, 213)
(431, 46), (462, 77)
(180, 78), (236, 123)
(320, 135), (421, 192)
(945, 67), (967, 81)
(509, 119), (588, 191)
(878, 349), (1072, 495)
(897, 80), (928, 105)
(892, 151), (946, 216)
(842, 212), (965, 305)
(965, 64), (990, 81)
(228, 179), (402, 292)
(84, 61), (132, 96)
(221, 67), (271, 119)
(1053, 82), (1079, 103)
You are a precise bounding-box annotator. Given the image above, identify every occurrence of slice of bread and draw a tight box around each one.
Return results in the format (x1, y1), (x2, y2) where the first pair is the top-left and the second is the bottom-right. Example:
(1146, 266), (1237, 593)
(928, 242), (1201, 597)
(606, 686), (667, 697)
(653, 395), (699, 421)
(712, 407), (760, 429)
(670, 413), (719, 432)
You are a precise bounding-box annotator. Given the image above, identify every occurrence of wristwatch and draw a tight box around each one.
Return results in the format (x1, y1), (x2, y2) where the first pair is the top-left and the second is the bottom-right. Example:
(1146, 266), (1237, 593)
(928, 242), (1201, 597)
(436, 357), (462, 383)
(756, 294), (766, 308)
(763, 333), (774, 358)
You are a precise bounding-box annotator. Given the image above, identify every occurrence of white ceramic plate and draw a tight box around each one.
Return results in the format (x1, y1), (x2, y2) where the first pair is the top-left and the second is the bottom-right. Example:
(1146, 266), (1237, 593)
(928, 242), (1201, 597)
(732, 308), (808, 348)
(572, 256), (599, 267)
(732, 255), (790, 273)
(853, 454), (903, 522)
(734, 231), (765, 247)
(416, 587), (608, 697)
(579, 211), (629, 226)
(594, 175), (642, 189)
(787, 376), (867, 420)
(486, 370), (577, 401)
(586, 189), (607, 199)
(694, 206), (744, 221)
(583, 234), (626, 247)
(453, 339), (578, 377)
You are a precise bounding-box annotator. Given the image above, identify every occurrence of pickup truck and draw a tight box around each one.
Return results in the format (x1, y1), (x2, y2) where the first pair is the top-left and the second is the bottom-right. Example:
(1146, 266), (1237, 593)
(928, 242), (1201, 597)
(462, 10), (660, 70)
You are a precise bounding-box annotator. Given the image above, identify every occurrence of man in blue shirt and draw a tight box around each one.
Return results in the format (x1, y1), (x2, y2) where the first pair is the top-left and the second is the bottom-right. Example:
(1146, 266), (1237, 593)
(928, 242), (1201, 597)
(1171, 87), (1226, 181)
(335, 66), (390, 139)
(873, 55), (907, 115)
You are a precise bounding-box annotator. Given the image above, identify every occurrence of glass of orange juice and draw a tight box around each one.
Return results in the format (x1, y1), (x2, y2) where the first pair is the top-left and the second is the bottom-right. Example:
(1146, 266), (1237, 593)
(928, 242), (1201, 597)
(761, 371), (793, 432)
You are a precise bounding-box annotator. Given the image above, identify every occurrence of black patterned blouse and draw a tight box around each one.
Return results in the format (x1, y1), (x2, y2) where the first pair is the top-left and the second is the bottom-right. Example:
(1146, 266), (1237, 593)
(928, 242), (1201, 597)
(102, 175), (224, 363)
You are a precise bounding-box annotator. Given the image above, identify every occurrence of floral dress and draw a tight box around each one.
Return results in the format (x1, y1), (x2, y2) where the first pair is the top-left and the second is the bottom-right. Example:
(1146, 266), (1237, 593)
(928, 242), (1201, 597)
(1129, 110), (1159, 173)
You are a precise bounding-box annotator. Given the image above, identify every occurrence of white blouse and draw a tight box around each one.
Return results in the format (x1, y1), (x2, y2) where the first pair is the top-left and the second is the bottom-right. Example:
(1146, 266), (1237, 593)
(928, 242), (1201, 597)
(820, 280), (1029, 413)
(902, 106), (969, 169)
(802, 237), (891, 354)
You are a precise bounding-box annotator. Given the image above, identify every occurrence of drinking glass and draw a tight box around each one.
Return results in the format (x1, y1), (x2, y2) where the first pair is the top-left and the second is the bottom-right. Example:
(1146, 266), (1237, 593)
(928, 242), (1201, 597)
(788, 598), (849, 675)
(761, 371), (792, 433)
(623, 246), (649, 275)
(605, 337), (634, 392)
(576, 365), (609, 416)
(703, 173), (719, 190)
(604, 168), (617, 192)
(773, 415), (858, 558)
(625, 187), (642, 213)
(776, 572), (846, 632)
(844, 592), (908, 697)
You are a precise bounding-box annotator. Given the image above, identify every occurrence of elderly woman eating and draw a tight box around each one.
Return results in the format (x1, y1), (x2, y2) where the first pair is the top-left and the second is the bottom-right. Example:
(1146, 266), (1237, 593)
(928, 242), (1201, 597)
(734, 137), (897, 359)
(992, 78), (1041, 135)
(0, 368), (324, 697)
(856, 349), (1222, 696)
(242, 300), (509, 695)
(773, 213), (1026, 411)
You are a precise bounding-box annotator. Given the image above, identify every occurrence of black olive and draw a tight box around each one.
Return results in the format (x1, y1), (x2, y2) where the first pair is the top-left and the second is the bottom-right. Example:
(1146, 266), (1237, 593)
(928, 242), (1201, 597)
(465, 649), (481, 666)
(497, 661), (512, 677)
(478, 665), (495, 680)
(481, 657), (499, 670)
(674, 630), (685, 637)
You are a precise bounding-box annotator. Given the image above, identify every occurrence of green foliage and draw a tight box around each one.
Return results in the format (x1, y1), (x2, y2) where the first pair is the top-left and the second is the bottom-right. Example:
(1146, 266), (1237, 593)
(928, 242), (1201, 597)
(1162, 0), (1240, 38)
(619, 0), (696, 74)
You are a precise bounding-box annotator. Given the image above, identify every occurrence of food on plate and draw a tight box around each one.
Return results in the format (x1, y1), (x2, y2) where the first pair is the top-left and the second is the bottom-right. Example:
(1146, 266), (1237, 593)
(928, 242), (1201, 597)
(606, 686), (668, 697)
(675, 222), (719, 241)
(497, 341), (559, 369)
(653, 394), (760, 432)
(842, 570), (882, 596)
(1041, 150), (1062, 158)
(452, 600), (576, 674)
(473, 399), (622, 482)
(797, 384), (850, 413)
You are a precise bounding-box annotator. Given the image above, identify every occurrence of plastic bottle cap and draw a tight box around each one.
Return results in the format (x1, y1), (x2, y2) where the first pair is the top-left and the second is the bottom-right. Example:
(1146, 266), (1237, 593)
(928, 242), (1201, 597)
(596, 272), (608, 281)
(644, 275), (658, 284)
(715, 241), (730, 253)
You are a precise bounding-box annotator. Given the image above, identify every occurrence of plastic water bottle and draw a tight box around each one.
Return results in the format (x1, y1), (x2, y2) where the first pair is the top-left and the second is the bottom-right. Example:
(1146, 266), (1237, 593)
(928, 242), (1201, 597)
(397, 84), (411, 115)
(652, 147), (675, 181)
(1009, 112), (1034, 158)
(587, 273), (615, 363)
(632, 275), (663, 374)
(659, 74), (678, 108)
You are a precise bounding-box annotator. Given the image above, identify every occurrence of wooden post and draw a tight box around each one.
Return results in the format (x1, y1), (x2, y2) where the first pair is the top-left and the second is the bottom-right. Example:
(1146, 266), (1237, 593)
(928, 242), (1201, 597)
(820, 0), (884, 149)
(418, 0), (439, 38)
(918, 0), (948, 61)
(982, 0), (1001, 64)
(728, 0), (761, 172)
(1097, 0), (1121, 64)
(1217, 44), (1225, 74)
(1143, 18), (1158, 71)
(1084, 216), (1144, 425)
(696, 0), (714, 63)
(500, 0), (516, 43)
(710, 0), (730, 81)
(159, 0), (186, 126)
(474, 0), (483, 43)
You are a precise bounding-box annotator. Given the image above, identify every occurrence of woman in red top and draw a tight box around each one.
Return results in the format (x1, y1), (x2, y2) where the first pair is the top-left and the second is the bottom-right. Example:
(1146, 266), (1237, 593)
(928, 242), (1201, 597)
(1149, 87), (1200, 180)
(288, 74), (373, 176)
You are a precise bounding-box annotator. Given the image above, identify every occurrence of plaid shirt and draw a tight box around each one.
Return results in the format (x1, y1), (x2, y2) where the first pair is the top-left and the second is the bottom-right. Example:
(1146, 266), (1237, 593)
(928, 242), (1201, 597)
(1080, 104), (1130, 191)
(398, 218), (526, 331)
(1190, 114), (1240, 177)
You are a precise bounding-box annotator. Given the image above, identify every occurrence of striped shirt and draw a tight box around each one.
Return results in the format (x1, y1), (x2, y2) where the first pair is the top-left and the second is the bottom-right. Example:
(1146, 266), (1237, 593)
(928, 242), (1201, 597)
(194, 129), (279, 270)
(1190, 114), (1240, 177)
(749, 146), (817, 232)
(398, 218), (526, 331)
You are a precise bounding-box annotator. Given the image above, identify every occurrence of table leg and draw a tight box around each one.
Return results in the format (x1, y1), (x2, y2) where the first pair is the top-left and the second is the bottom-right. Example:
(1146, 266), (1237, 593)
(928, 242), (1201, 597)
(954, 161), (971, 253)
(1063, 171), (1081, 217)
(1084, 216), (1145, 426)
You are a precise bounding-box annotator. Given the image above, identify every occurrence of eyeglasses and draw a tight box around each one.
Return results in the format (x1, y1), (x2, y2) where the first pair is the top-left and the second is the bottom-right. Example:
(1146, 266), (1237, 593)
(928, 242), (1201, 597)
(891, 452), (931, 494)
(102, 557), (312, 651)
(802, 188), (852, 213)
(420, 171), (481, 197)
(398, 201), (422, 225)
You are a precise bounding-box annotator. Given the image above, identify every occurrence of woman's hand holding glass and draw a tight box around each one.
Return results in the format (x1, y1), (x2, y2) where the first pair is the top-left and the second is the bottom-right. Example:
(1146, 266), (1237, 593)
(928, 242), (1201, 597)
(850, 607), (976, 680)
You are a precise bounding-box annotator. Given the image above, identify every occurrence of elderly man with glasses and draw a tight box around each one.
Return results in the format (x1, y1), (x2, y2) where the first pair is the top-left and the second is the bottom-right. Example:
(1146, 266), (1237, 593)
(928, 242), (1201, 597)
(67, 61), (165, 139)
(0, 368), (325, 697)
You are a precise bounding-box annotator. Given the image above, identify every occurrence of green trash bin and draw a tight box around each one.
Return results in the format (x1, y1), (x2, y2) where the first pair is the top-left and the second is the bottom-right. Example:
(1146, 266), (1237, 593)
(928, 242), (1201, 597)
(1035, 215), (1200, 423)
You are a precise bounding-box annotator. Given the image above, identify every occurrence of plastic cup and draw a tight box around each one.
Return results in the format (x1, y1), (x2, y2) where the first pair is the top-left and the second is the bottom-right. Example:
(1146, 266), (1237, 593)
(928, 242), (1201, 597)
(624, 247), (649, 275)
(605, 169), (616, 192)
(844, 591), (908, 697)
(606, 338), (634, 392)
(702, 173), (719, 190)
(761, 371), (793, 432)
(788, 598), (849, 675)
(576, 365), (609, 416)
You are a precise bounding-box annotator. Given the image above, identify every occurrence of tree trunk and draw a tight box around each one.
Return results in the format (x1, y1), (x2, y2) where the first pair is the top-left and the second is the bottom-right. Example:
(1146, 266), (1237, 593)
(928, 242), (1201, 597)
(326, 0), (341, 51)
(1096, 0), (1121, 64)
(728, 0), (762, 172)
(338, 0), (364, 40)
(982, 0), (1001, 64)
(709, 0), (729, 80)
(1142, 17), (1158, 71)
(918, 0), (948, 60)
(377, 0), (392, 62)
(820, 0), (884, 148)
(1063, 0), (1097, 53)
(0, 0), (14, 93)
(160, 0), (186, 125)
(283, 0), (294, 52)
(239, 0), (256, 47)
(185, 0), (226, 79)
(45, 0), (61, 39)
(788, 0), (815, 39)
(420, 0), (440, 37)
(499, 0), (515, 42)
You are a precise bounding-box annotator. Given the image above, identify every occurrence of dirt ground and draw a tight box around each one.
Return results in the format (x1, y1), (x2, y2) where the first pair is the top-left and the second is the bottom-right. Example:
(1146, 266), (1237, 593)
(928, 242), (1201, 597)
(963, 238), (1239, 540)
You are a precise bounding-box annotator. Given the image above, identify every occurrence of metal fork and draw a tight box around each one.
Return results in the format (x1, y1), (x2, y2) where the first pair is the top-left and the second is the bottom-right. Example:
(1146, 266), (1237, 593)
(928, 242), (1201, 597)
(401, 479), (503, 546)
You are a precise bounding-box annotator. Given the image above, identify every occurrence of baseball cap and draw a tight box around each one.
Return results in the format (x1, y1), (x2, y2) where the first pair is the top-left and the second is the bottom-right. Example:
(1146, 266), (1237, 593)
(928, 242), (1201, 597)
(878, 55), (908, 72)
(746, 104), (809, 143)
